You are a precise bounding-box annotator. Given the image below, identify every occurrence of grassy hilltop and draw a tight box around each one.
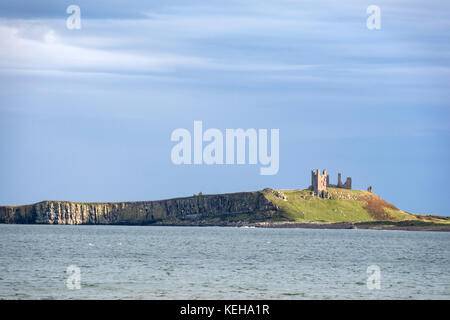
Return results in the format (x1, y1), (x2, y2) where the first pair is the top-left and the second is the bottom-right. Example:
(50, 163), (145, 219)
(258, 188), (449, 225)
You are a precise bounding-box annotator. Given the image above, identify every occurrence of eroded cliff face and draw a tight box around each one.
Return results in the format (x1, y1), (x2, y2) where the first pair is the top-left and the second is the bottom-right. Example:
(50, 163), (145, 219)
(0, 191), (277, 225)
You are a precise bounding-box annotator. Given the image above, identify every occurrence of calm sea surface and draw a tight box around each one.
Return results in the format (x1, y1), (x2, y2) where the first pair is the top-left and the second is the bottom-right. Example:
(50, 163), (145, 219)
(0, 224), (449, 299)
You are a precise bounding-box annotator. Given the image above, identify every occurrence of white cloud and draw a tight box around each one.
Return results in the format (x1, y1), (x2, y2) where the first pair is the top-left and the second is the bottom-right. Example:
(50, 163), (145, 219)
(0, 24), (213, 74)
(1, 0), (449, 79)
(0, 18), (318, 76)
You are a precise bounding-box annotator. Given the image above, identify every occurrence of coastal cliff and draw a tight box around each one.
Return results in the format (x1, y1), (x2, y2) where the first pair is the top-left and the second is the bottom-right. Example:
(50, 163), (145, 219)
(1, 188), (449, 229)
(0, 191), (277, 225)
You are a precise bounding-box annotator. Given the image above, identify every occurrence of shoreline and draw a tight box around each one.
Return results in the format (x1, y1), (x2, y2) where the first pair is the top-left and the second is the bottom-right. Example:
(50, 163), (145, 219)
(137, 221), (450, 232)
(253, 221), (450, 232)
(1, 221), (449, 232)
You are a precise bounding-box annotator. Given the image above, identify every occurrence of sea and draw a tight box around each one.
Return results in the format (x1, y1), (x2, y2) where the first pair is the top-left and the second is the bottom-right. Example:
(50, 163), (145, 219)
(0, 224), (449, 299)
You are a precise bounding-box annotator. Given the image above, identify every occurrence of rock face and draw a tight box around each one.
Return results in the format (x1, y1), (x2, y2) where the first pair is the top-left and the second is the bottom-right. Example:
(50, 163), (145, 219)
(0, 191), (277, 225)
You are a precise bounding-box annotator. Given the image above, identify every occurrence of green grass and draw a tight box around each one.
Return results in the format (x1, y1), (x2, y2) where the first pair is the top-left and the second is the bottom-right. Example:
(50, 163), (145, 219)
(262, 188), (449, 224)
(264, 189), (371, 222)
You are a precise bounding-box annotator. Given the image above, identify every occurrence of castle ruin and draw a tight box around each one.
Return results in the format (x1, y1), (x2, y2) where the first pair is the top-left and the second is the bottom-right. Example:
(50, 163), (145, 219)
(309, 169), (352, 198)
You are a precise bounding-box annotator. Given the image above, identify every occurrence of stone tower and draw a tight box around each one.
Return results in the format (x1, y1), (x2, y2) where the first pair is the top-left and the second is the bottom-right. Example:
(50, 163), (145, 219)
(309, 169), (352, 198)
(337, 173), (352, 189)
(311, 169), (329, 198)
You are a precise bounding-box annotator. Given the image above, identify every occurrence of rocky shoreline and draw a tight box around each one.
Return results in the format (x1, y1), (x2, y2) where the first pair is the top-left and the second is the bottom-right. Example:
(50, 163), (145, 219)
(154, 221), (450, 232)
(255, 222), (450, 232)
(1, 219), (449, 231)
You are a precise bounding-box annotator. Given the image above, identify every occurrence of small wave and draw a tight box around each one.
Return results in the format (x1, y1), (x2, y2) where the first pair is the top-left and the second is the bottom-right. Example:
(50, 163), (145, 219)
(281, 292), (305, 297)
(82, 283), (100, 288)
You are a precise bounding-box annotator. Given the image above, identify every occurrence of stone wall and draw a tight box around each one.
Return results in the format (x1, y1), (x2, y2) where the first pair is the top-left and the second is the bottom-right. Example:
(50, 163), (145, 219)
(336, 173), (352, 189)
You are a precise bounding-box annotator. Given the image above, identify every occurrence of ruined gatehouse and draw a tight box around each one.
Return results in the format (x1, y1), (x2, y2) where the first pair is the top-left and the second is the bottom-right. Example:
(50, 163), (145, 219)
(309, 169), (352, 198)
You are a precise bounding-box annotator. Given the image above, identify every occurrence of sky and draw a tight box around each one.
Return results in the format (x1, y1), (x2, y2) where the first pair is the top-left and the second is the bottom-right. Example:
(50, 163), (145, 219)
(0, 0), (449, 215)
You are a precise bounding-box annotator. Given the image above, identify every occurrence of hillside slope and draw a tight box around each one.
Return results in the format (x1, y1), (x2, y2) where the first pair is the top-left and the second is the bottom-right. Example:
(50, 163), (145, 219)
(263, 188), (449, 224)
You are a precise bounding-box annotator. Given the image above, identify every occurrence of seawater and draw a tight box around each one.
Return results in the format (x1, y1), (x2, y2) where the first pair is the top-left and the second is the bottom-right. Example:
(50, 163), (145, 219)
(0, 224), (449, 299)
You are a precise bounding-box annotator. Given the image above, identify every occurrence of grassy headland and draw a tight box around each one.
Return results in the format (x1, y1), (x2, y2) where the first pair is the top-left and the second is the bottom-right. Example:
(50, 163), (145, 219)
(1, 188), (449, 231)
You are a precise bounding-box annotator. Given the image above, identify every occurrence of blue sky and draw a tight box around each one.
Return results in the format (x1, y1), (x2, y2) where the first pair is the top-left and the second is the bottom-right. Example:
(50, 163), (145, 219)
(0, 0), (449, 215)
